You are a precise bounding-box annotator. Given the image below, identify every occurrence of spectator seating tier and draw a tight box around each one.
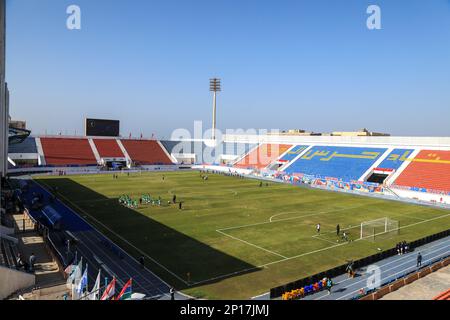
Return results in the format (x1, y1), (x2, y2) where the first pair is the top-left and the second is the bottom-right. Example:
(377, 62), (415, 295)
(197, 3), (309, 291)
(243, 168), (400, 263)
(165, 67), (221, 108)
(40, 138), (97, 166)
(279, 145), (309, 162)
(93, 139), (124, 158)
(377, 149), (414, 170)
(234, 144), (292, 170)
(121, 140), (173, 165)
(393, 150), (450, 193)
(284, 146), (387, 181)
(8, 137), (37, 154)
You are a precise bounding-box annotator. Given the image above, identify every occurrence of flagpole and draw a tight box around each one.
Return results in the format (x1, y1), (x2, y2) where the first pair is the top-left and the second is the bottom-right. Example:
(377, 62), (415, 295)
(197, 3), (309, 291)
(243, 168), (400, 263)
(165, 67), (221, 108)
(84, 264), (88, 300)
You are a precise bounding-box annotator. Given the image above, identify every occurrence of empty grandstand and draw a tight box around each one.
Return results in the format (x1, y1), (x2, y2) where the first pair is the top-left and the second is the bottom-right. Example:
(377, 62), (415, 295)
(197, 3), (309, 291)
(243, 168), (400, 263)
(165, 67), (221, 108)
(393, 150), (450, 194)
(40, 137), (97, 166)
(5, 134), (450, 206)
(119, 139), (173, 166)
(234, 144), (292, 170)
(283, 146), (387, 181)
(93, 139), (127, 168)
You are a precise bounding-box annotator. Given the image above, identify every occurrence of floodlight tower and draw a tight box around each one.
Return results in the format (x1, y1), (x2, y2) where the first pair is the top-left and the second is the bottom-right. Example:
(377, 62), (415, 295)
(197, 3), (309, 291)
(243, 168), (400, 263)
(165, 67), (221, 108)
(209, 78), (221, 140)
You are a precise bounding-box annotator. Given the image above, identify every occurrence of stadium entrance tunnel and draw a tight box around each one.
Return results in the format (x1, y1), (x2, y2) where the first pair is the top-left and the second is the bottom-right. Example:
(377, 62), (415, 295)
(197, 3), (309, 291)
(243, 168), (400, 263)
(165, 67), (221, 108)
(31, 177), (261, 290)
(267, 161), (285, 171)
(367, 173), (390, 184)
(105, 160), (127, 170)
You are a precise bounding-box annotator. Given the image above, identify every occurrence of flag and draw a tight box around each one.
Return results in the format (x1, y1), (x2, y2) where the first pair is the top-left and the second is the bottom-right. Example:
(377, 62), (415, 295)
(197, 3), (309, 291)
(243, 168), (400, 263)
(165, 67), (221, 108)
(88, 270), (101, 301)
(101, 277), (116, 300)
(77, 264), (88, 299)
(66, 267), (75, 289)
(116, 279), (132, 300)
(67, 257), (82, 291)
(72, 258), (83, 300)
(64, 264), (74, 275)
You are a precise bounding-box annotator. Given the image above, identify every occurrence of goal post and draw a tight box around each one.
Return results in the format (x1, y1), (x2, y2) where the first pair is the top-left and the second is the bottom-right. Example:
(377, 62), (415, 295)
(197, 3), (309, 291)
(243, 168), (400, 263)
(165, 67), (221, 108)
(360, 217), (399, 240)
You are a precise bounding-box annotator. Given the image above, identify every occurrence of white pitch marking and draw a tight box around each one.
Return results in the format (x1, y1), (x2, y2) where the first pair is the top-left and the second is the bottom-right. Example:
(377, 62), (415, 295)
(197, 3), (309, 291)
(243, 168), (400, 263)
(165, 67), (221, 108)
(196, 213), (450, 286)
(269, 204), (367, 223)
(216, 229), (288, 259)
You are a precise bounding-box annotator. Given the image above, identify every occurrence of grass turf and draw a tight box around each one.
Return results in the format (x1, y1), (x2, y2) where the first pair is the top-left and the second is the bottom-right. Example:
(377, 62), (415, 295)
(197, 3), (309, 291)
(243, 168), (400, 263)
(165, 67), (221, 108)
(35, 171), (450, 299)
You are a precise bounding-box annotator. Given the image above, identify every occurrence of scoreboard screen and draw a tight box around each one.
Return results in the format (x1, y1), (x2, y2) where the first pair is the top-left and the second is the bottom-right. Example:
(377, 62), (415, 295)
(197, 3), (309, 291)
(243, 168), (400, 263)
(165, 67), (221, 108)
(85, 118), (120, 137)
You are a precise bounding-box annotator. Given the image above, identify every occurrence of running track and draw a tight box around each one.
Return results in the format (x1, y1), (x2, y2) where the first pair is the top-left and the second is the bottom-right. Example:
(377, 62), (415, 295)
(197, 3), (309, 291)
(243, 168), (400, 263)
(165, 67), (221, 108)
(253, 235), (450, 300)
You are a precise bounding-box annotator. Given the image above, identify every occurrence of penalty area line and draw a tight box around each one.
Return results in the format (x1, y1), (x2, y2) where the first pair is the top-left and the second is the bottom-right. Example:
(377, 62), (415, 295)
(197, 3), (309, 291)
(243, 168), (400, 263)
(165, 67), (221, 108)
(269, 205), (366, 223)
(194, 213), (450, 288)
(216, 229), (288, 259)
(312, 234), (341, 245)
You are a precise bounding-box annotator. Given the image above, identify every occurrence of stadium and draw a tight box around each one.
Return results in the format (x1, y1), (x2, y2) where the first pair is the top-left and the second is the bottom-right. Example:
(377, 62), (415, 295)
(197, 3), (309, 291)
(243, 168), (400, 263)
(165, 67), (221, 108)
(1, 0), (450, 304)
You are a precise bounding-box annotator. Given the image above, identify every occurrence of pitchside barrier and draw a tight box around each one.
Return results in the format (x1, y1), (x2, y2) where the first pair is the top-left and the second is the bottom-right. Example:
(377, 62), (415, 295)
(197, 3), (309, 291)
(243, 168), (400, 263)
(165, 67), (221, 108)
(270, 229), (450, 299)
(356, 254), (450, 300)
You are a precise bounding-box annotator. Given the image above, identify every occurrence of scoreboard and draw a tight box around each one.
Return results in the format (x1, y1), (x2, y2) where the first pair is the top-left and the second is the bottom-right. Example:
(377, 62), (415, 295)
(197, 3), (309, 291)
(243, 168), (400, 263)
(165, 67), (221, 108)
(85, 118), (120, 137)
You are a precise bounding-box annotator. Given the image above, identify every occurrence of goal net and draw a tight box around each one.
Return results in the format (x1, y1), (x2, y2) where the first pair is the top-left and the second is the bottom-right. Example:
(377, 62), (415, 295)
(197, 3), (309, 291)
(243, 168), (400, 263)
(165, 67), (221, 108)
(360, 217), (399, 240)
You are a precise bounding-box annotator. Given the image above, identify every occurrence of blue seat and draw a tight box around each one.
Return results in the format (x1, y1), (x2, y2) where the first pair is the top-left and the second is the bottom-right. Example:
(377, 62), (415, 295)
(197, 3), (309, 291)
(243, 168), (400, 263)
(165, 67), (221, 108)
(378, 149), (414, 170)
(284, 146), (387, 181)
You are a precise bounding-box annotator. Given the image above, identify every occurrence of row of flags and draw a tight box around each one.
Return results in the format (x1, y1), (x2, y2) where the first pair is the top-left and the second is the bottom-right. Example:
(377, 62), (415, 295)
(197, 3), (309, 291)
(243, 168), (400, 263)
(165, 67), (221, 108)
(128, 133), (156, 139)
(65, 258), (133, 300)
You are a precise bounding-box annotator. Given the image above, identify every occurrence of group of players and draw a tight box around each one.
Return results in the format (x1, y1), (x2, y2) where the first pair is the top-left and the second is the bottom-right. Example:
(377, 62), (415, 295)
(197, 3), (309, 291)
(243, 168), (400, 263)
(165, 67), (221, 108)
(316, 223), (350, 242)
(118, 193), (183, 210)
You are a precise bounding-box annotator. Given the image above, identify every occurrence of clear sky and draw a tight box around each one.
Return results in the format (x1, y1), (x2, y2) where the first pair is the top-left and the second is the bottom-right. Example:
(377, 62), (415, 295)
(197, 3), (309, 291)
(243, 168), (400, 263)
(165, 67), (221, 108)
(5, 0), (450, 138)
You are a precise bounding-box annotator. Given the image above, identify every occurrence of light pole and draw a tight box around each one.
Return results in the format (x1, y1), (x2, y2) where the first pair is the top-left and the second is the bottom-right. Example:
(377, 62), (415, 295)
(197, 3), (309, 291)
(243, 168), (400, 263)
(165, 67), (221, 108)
(209, 78), (221, 140)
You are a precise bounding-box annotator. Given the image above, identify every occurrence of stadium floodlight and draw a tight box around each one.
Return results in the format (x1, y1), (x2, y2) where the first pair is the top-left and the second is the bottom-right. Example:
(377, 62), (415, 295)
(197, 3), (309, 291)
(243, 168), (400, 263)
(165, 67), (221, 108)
(210, 78), (221, 140)
(360, 217), (399, 241)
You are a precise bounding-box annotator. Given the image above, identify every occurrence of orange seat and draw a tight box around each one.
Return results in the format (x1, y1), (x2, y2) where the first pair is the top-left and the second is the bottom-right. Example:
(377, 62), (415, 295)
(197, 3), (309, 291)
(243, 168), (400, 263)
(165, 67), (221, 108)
(395, 150), (450, 193)
(234, 144), (291, 170)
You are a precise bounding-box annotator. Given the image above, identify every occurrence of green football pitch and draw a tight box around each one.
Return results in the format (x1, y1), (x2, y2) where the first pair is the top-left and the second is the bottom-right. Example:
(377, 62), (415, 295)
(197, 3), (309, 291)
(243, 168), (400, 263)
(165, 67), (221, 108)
(36, 171), (450, 299)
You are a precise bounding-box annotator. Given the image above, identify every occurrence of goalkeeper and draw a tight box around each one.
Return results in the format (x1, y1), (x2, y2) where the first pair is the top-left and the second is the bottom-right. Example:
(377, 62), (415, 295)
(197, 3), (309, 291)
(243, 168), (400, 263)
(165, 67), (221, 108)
(342, 231), (349, 242)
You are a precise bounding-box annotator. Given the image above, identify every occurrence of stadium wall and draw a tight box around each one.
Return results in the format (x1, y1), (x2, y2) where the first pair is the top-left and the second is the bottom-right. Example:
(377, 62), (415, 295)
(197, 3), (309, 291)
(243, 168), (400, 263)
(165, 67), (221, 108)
(390, 188), (450, 205)
(0, 265), (36, 300)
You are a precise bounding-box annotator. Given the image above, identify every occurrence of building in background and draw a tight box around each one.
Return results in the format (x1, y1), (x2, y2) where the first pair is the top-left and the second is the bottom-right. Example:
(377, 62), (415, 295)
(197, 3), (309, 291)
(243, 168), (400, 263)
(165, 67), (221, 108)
(269, 128), (390, 137)
(331, 128), (390, 137)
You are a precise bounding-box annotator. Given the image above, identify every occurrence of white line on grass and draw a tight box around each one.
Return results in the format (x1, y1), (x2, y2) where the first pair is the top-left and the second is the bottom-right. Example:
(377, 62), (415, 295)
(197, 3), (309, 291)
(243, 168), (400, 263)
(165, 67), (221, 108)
(38, 181), (190, 286)
(218, 204), (367, 233)
(39, 178), (450, 289)
(216, 230), (288, 259)
(269, 205), (365, 223)
(264, 211), (450, 269)
(312, 235), (341, 245)
(197, 212), (450, 286)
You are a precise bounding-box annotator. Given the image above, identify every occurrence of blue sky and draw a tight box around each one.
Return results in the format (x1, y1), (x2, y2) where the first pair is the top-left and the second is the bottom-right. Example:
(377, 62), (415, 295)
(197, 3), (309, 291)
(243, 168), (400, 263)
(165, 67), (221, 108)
(5, 0), (450, 138)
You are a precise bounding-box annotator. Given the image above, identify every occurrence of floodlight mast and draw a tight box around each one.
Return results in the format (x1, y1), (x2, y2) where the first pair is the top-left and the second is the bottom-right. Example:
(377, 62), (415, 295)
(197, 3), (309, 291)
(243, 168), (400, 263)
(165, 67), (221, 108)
(210, 78), (221, 140)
